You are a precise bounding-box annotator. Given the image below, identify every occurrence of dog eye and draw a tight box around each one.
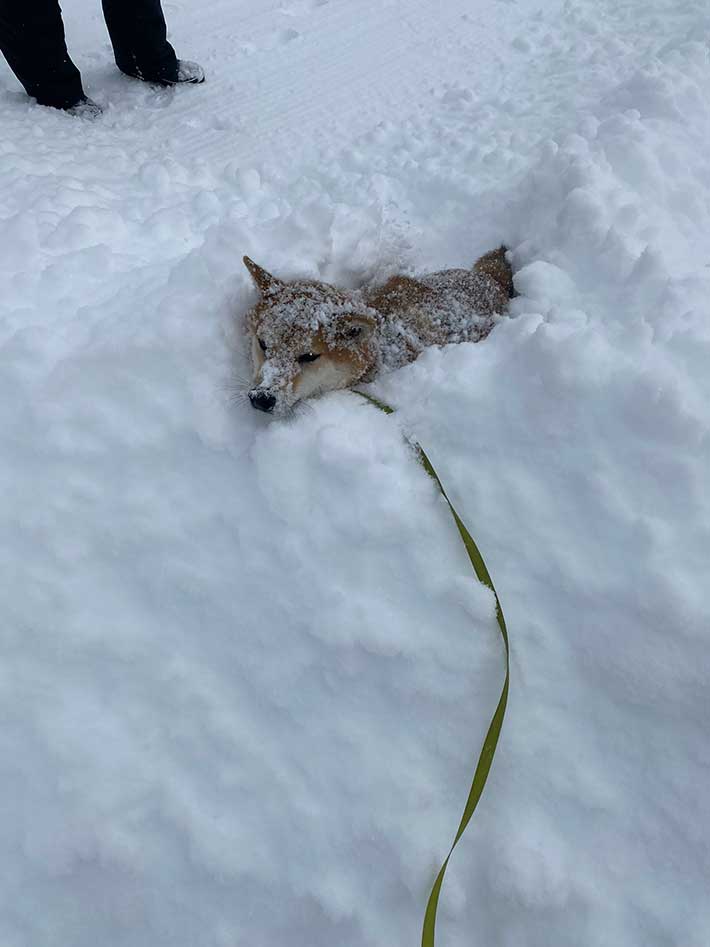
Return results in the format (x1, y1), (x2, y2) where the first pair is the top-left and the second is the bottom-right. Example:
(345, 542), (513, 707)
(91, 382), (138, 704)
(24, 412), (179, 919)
(258, 338), (267, 353)
(345, 326), (363, 339)
(297, 353), (321, 364)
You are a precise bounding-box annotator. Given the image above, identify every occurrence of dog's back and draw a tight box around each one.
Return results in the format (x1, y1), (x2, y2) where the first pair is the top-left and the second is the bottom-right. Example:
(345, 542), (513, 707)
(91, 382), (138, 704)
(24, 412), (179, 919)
(365, 246), (513, 370)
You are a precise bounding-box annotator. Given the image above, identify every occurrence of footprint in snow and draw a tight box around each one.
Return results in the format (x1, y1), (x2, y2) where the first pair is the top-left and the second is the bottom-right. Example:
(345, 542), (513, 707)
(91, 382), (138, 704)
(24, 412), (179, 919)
(276, 28), (301, 44)
(240, 29), (300, 56)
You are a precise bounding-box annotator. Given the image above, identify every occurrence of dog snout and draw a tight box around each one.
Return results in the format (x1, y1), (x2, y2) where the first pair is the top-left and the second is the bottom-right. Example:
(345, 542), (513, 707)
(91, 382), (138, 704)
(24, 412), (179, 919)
(249, 390), (277, 413)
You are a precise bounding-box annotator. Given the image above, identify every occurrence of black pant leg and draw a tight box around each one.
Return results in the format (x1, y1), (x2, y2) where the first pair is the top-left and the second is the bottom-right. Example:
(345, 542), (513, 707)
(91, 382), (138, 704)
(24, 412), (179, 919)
(101, 0), (178, 82)
(0, 0), (83, 107)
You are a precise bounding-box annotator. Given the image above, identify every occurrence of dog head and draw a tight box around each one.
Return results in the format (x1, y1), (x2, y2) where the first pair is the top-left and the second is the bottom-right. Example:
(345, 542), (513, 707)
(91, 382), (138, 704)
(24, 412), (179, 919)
(243, 257), (381, 415)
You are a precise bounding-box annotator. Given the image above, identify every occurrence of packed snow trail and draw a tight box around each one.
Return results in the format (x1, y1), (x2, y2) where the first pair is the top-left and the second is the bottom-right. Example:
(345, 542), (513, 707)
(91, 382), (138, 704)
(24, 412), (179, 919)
(2, 1), (710, 946)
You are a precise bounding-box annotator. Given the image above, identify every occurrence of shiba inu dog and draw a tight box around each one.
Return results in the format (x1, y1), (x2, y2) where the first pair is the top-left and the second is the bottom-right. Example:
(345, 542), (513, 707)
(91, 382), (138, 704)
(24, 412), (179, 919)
(244, 247), (514, 414)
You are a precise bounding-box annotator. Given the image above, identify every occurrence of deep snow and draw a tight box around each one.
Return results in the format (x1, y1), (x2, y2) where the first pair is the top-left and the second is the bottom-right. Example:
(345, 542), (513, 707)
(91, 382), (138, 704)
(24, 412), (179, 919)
(1, 1), (709, 945)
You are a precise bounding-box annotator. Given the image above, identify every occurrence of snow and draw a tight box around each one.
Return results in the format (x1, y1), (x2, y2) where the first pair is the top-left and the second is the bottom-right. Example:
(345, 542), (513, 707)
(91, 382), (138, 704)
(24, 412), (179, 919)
(1, 0), (709, 945)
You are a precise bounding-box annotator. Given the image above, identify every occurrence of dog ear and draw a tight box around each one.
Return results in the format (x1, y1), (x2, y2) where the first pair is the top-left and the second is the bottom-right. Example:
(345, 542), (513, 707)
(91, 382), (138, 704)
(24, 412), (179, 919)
(243, 256), (282, 295)
(338, 314), (379, 343)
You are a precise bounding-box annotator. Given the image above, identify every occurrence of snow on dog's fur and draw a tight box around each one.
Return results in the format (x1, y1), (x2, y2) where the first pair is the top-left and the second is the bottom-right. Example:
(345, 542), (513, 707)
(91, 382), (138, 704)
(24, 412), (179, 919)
(244, 248), (514, 414)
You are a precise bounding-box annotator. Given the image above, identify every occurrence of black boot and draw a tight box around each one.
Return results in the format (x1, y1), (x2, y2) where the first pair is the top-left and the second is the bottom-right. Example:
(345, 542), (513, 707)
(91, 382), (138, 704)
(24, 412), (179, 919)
(121, 58), (205, 86)
(65, 95), (103, 119)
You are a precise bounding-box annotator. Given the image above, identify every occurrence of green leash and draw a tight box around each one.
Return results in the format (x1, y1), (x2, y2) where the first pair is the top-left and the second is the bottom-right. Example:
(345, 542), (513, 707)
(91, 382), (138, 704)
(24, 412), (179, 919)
(357, 392), (510, 947)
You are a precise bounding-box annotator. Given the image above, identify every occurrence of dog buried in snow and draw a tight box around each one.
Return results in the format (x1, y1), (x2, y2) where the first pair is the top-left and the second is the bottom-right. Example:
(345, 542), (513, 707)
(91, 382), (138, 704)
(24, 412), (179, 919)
(243, 247), (514, 414)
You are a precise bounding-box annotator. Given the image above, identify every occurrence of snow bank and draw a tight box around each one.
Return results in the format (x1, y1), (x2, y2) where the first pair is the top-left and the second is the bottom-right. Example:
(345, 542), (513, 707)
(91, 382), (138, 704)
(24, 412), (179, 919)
(373, 28), (710, 947)
(1, 0), (709, 945)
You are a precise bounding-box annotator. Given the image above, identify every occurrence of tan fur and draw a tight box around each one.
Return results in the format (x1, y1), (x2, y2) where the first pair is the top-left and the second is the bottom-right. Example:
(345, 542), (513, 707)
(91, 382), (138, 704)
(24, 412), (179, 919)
(243, 247), (514, 414)
(474, 246), (516, 299)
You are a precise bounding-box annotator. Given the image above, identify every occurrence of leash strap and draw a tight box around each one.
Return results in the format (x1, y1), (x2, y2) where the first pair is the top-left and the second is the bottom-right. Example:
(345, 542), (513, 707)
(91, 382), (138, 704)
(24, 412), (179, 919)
(356, 392), (510, 947)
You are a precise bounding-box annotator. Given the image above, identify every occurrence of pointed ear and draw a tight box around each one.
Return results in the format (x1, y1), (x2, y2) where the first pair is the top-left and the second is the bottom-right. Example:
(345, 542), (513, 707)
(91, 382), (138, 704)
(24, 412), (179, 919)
(243, 256), (282, 295)
(338, 313), (379, 342)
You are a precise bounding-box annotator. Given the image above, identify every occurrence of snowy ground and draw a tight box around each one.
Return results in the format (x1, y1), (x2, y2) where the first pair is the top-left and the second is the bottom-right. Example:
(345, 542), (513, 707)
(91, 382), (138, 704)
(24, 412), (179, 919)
(2, 0), (709, 945)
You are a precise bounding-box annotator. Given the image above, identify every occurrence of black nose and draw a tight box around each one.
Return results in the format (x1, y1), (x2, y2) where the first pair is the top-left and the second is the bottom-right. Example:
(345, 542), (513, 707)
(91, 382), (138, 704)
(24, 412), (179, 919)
(249, 390), (276, 413)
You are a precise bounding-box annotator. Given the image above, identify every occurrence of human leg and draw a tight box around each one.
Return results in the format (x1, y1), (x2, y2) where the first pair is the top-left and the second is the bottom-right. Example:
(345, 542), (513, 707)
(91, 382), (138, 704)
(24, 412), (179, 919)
(0, 0), (84, 107)
(101, 0), (179, 82)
